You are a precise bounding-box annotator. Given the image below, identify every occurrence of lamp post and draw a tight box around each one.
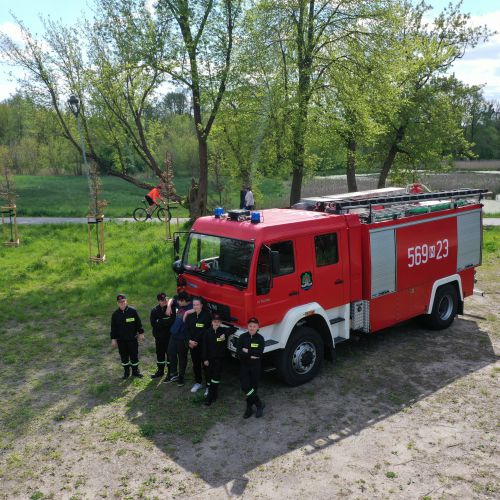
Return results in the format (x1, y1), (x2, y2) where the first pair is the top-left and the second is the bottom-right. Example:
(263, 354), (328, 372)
(68, 94), (88, 169)
(68, 94), (105, 262)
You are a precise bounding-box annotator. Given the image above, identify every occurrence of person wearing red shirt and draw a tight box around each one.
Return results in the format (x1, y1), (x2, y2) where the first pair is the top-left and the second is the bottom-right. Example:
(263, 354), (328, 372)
(145, 184), (165, 219)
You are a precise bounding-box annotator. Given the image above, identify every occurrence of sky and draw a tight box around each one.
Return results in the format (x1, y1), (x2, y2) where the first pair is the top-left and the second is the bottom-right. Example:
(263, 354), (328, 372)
(1, 0), (500, 101)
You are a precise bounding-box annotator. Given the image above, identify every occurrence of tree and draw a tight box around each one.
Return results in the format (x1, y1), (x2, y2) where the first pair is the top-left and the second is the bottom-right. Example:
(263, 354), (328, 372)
(0, 0), (172, 190)
(249, 0), (388, 204)
(374, 1), (491, 188)
(155, 0), (240, 218)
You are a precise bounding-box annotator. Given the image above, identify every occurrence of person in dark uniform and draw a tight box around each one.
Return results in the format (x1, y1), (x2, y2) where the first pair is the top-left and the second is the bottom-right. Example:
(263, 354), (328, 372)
(237, 317), (265, 418)
(202, 313), (227, 406)
(150, 292), (175, 380)
(186, 297), (212, 393)
(166, 292), (192, 386)
(110, 294), (145, 379)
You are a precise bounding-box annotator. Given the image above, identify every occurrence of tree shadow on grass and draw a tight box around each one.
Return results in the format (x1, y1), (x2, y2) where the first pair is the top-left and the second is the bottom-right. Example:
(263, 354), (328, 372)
(126, 317), (498, 494)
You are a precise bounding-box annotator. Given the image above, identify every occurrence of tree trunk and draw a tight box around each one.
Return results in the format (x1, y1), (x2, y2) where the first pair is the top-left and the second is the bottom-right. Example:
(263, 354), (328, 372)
(191, 137), (209, 219)
(346, 138), (358, 192)
(378, 126), (405, 188)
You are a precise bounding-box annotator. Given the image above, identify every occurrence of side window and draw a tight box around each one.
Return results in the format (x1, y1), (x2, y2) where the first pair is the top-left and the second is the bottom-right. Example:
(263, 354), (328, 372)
(271, 240), (294, 276)
(315, 233), (338, 267)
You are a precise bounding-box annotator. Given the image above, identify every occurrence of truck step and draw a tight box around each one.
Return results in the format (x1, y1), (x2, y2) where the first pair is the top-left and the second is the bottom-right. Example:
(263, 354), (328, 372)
(334, 337), (348, 345)
(329, 317), (345, 325)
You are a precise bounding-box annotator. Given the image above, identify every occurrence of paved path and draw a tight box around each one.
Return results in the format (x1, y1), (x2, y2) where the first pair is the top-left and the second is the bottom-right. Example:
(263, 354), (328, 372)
(14, 217), (190, 225)
(13, 216), (500, 226)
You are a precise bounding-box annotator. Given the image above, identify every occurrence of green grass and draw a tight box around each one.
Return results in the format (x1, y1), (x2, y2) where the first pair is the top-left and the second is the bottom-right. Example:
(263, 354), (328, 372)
(12, 175), (192, 217)
(0, 222), (241, 449)
(11, 175), (288, 217)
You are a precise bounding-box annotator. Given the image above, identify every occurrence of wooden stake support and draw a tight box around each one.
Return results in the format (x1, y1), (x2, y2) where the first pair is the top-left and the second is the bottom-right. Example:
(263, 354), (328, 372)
(1, 205), (20, 247)
(87, 214), (105, 263)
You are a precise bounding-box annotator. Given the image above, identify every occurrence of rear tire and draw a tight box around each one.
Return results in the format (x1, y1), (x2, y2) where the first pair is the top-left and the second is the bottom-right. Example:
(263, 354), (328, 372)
(133, 207), (148, 222)
(276, 326), (324, 386)
(424, 284), (458, 330)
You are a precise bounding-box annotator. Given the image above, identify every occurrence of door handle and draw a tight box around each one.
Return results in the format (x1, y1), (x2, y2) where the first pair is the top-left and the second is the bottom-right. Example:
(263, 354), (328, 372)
(289, 291), (299, 296)
(334, 279), (343, 285)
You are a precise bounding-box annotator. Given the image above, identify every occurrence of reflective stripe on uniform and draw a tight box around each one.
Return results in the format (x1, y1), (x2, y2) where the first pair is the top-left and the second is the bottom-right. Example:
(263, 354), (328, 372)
(156, 361), (166, 364)
(246, 388), (255, 396)
(130, 362), (139, 366)
(121, 362), (130, 366)
(211, 379), (220, 384)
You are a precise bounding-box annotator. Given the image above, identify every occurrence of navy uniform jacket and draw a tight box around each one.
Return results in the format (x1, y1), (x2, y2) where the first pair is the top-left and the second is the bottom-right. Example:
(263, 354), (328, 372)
(237, 331), (265, 363)
(110, 306), (144, 341)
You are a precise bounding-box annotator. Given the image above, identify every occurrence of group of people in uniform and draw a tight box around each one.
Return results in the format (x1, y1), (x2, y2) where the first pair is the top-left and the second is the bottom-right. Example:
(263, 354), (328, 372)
(110, 292), (266, 418)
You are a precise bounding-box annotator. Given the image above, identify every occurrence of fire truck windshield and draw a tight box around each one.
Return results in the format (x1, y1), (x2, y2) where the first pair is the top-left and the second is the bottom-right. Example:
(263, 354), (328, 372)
(183, 233), (254, 288)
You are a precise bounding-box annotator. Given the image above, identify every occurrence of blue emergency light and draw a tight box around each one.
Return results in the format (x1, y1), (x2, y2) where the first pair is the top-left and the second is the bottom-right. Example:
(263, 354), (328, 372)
(214, 207), (224, 218)
(250, 211), (261, 224)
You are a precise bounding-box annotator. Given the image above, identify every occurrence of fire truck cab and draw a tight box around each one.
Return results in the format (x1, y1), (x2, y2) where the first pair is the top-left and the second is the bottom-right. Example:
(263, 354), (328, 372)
(173, 188), (485, 386)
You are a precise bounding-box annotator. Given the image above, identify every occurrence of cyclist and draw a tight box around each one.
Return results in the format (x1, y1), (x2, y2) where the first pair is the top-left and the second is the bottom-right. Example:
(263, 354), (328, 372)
(145, 184), (165, 219)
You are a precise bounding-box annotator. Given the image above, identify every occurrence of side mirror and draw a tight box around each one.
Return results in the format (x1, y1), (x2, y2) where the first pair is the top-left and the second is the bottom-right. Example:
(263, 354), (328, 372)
(173, 235), (180, 255)
(172, 259), (184, 274)
(271, 250), (280, 275)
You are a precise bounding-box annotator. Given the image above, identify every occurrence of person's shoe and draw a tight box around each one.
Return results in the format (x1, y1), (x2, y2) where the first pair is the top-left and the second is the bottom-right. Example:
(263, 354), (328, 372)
(204, 398), (212, 406)
(151, 370), (164, 379)
(122, 369), (130, 380)
(255, 402), (265, 418)
(243, 404), (253, 419)
(132, 371), (143, 378)
(176, 377), (185, 387)
(190, 383), (203, 393)
(163, 374), (178, 384)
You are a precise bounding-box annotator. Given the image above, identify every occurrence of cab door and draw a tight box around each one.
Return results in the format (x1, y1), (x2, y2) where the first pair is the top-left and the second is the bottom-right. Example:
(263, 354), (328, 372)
(308, 230), (347, 311)
(254, 240), (299, 326)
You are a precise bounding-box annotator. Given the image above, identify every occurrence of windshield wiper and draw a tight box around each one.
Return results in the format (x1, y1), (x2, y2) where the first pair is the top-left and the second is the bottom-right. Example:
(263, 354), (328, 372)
(186, 268), (246, 290)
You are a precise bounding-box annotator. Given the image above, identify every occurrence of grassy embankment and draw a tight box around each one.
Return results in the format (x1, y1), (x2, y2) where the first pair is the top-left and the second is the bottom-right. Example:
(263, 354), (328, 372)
(12, 175), (287, 217)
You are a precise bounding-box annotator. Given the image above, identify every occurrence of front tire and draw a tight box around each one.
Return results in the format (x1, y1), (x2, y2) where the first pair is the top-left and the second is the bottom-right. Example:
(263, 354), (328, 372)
(424, 284), (458, 330)
(276, 326), (324, 386)
(133, 207), (148, 222)
(157, 208), (171, 222)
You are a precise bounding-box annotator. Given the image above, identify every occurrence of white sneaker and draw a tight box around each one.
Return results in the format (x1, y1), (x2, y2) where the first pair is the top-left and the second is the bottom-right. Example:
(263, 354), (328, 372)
(191, 383), (203, 393)
(204, 387), (209, 397)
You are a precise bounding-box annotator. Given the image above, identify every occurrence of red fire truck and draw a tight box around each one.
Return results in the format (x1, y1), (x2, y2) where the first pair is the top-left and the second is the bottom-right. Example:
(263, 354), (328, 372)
(173, 187), (486, 385)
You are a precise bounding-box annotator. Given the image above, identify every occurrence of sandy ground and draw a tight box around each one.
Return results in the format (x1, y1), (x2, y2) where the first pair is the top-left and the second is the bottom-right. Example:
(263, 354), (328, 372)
(1, 277), (498, 499)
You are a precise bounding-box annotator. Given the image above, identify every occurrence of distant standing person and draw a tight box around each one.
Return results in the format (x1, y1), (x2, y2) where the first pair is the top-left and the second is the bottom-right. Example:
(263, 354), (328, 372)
(110, 294), (145, 379)
(202, 313), (226, 406)
(237, 317), (265, 418)
(145, 184), (165, 219)
(244, 186), (255, 211)
(150, 292), (174, 380)
(186, 297), (212, 394)
(239, 186), (248, 209)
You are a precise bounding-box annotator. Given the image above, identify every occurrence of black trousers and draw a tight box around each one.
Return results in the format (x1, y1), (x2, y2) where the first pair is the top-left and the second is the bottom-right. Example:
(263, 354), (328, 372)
(207, 358), (223, 385)
(240, 361), (262, 405)
(190, 345), (208, 385)
(168, 337), (188, 378)
(154, 333), (171, 370)
(207, 358), (224, 401)
(117, 339), (139, 367)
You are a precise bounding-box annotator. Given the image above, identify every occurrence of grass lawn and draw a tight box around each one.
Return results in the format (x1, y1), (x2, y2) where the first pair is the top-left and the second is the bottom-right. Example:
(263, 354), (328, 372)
(11, 175), (288, 217)
(0, 224), (498, 497)
(12, 175), (190, 218)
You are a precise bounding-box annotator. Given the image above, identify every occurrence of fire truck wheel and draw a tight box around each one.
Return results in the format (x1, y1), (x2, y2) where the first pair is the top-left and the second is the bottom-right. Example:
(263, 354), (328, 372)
(277, 326), (324, 386)
(425, 284), (458, 330)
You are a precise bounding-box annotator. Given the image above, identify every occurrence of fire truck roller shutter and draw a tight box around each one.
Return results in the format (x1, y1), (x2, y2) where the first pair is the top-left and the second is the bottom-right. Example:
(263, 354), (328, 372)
(370, 229), (396, 298)
(457, 210), (482, 271)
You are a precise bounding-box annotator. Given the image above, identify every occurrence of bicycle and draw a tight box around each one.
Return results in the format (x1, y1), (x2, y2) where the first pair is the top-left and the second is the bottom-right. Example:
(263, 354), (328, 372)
(133, 200), (172, 222)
